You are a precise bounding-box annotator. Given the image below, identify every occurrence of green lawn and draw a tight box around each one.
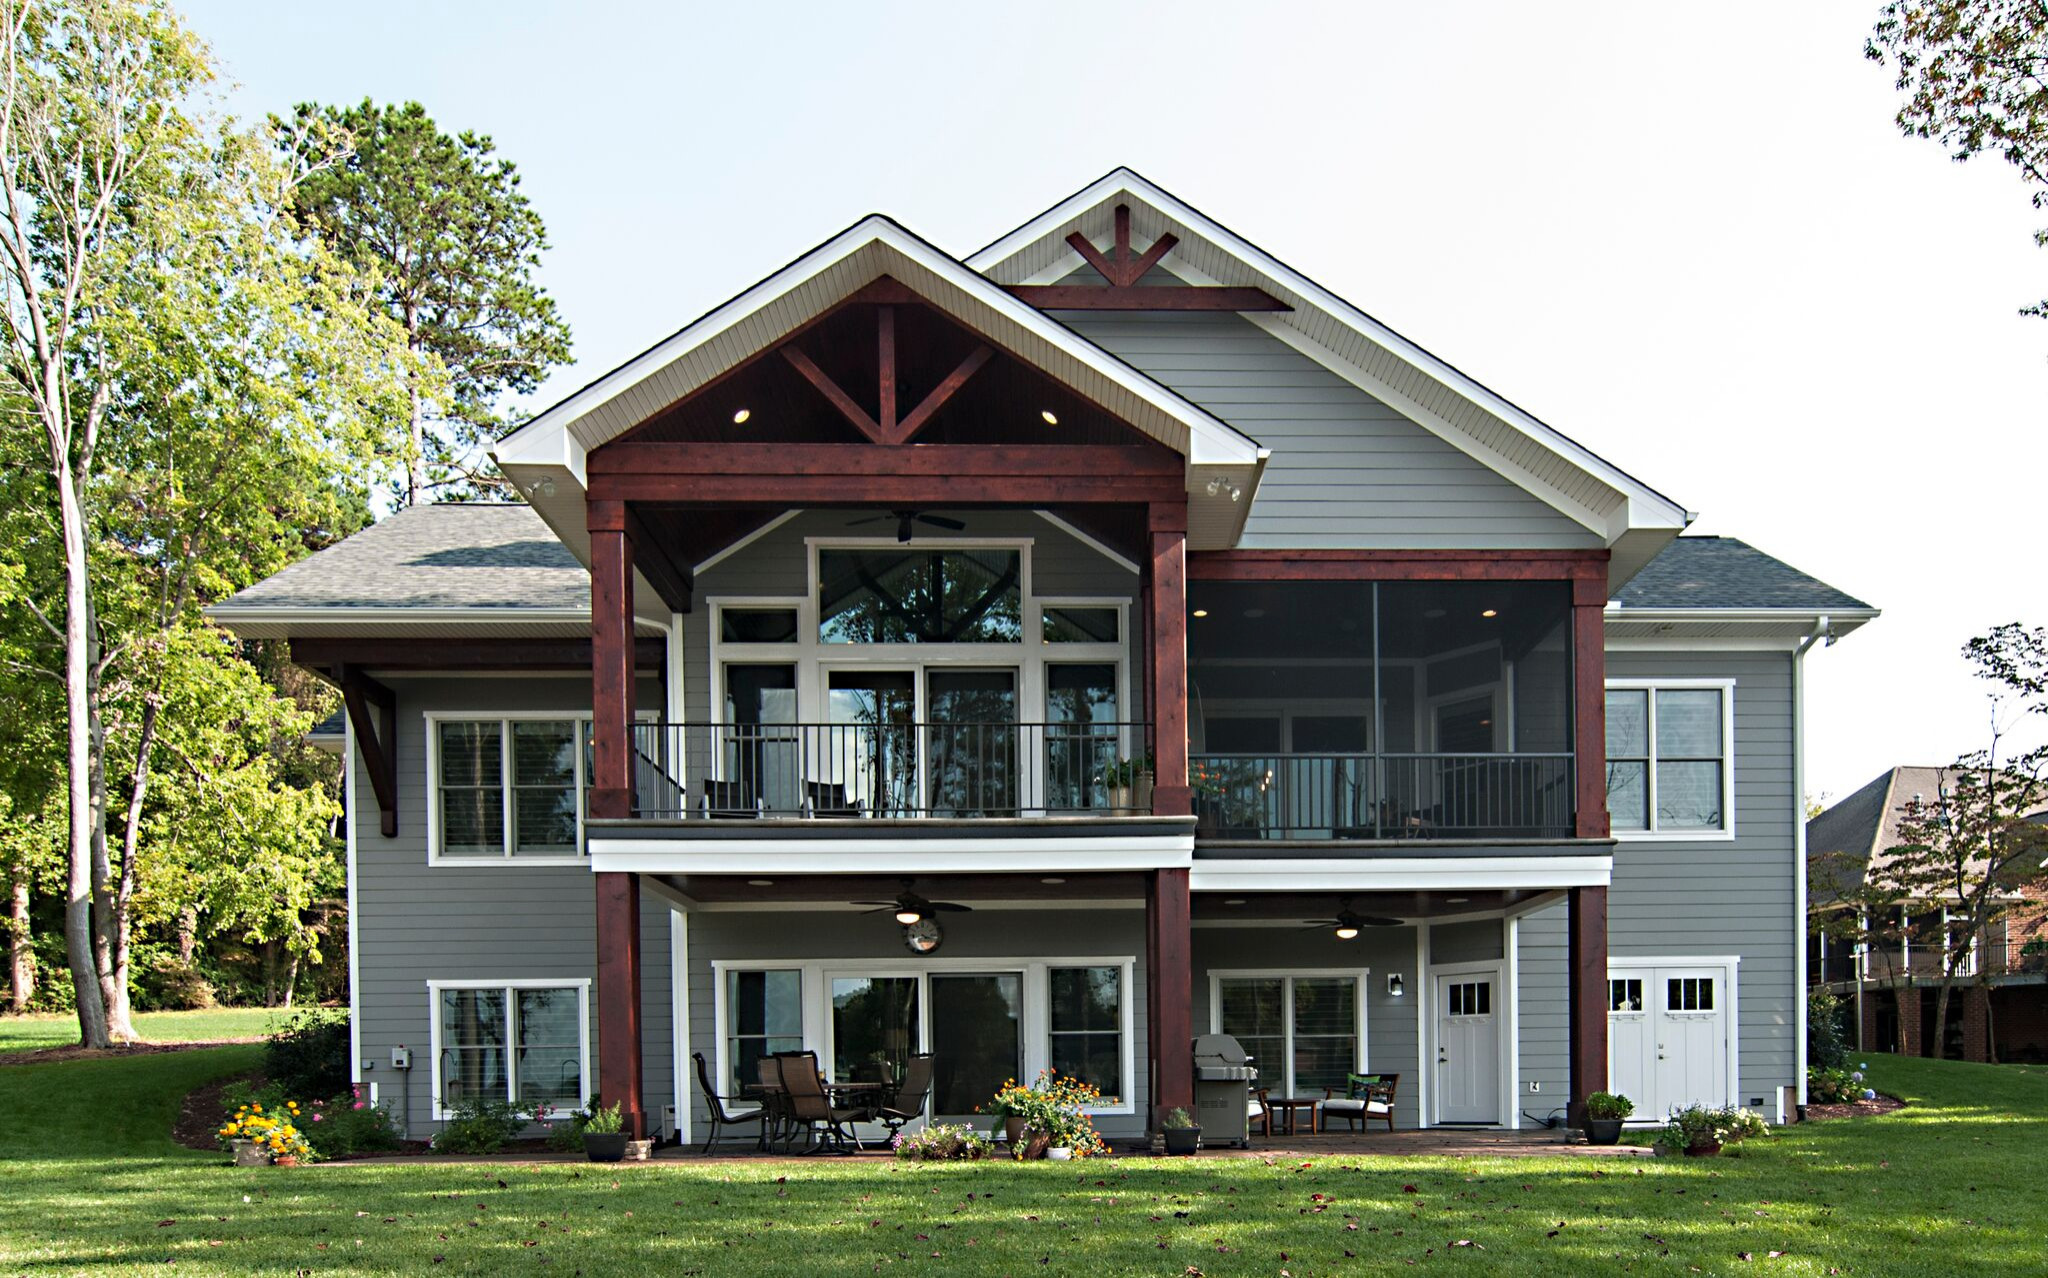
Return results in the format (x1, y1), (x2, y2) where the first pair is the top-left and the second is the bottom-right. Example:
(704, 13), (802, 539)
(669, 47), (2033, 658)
(0, 1006), (279, 1054)
(0, 1049), (2042, 1275)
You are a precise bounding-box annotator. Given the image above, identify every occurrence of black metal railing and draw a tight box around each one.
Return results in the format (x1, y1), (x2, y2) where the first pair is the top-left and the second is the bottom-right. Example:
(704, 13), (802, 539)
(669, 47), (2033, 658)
(1191, 752), (1575, 840)
(628, 721), (1151, 820)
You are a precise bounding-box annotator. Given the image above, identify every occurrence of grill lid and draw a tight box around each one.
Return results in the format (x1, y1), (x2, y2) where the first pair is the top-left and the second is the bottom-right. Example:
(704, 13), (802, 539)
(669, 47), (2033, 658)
(1191, 1032), (1250, 1065)
(1196, 1065), (1259, 1081)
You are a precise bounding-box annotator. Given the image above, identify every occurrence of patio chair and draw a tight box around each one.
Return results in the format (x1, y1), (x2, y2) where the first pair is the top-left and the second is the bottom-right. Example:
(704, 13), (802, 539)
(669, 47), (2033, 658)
(1321, 1073), (1399, 1133)
(699, 780), (764, 819)
(755, 1054), (792, 1150)
(874, 1053), (934, 1141)
(803, 780), (863, 818)
(775, 1052), (866, 1154)
(691, 1052), (765, 1153)
(1248, 1086), (1271, 1139)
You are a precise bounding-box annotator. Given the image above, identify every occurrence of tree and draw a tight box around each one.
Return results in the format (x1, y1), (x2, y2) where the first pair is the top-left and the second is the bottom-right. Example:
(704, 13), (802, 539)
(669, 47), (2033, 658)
(0, 0), (415, 1045)
(1868, 2), (2048, 320)
(281, 99), (573, 505)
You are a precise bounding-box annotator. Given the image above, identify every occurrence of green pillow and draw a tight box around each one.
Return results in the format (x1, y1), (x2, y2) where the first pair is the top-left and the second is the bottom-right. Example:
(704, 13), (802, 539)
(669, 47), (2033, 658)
(1346, 1073), (1381, 1099)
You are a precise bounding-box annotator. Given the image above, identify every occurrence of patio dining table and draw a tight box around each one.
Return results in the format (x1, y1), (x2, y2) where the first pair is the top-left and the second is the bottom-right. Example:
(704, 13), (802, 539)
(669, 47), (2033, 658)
(744, 1079), (889, 1151)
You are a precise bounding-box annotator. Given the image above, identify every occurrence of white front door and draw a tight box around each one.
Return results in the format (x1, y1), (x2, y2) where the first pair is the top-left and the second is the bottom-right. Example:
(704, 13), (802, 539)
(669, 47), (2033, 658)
(1434, 974), (1500, 1124)
(1608, 965), (1730, 1119)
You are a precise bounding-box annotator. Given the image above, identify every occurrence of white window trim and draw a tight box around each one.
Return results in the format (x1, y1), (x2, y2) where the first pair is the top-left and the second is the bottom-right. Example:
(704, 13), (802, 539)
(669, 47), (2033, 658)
(710, 955), (1138, 1116)
(1603, 678), (1737, 842)
(425, 711), (654, 866)
(1206, 968), (1371, 1100)
(426, 977), (591, 1122)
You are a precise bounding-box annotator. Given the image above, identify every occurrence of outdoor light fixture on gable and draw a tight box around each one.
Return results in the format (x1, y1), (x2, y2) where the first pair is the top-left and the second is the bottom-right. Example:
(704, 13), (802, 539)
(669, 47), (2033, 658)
(1387, 973), (1405, 998)
(1040, 409), (1059, 425)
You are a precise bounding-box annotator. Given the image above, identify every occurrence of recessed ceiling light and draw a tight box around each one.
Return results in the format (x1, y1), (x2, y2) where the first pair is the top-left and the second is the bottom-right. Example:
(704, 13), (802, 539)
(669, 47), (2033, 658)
(1040, 410), (1059, 425)
(732, 408), (751, 424)
(1041, 877), (1066, 885)
(1243, 608), (1266, 619)
(1424, 608), (1446, 620)
(1481, 608), (1498, 618)
(1223, 898), (1246, 906)
(1446, 896), (1469, 904)
(747, 878), (773, 886)
(1191, 608), (1209, 618)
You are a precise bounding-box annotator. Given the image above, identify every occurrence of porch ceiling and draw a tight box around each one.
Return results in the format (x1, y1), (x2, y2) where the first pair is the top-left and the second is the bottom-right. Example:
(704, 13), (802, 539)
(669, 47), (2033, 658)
(1193, 888), (1554, 923)
(655, 870), (1148, 906)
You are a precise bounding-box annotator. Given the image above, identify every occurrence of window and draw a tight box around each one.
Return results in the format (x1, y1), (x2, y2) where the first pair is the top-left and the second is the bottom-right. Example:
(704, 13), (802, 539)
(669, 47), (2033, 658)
(818, 548), (1022, 643)
(1608, 978), (1645, 1013)
(1605, 684), (1731, 834)
(1445, 980), (1490, 1017)
(1049, 966), (1124, 1104)
(1667, 977), (1714, 1012)
(433, 718), (592, 859)
(432, 982), (587, 1116)
(1215, 974), (1363, 1097)
(1042, 606), (1119, 644)
(725, 970), (802, 1095)
(720, 607), (799, 643)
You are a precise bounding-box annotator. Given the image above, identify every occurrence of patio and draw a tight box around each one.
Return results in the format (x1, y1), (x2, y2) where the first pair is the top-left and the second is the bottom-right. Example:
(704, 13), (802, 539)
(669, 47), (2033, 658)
(665, 1126), (1653, 1161)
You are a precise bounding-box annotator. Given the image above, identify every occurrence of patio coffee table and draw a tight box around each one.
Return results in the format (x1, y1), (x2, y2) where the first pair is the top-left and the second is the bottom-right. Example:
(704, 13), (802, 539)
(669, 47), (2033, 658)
(1268, 1096), (1320, 1135)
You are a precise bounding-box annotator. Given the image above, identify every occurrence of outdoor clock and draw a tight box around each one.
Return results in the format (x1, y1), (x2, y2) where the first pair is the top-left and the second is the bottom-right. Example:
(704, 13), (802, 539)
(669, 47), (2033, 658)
(902, 917), (943, 955)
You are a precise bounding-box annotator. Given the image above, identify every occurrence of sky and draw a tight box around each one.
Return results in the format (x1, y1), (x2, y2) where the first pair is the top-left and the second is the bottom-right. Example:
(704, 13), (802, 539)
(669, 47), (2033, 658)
(178, 0), (2048, 806)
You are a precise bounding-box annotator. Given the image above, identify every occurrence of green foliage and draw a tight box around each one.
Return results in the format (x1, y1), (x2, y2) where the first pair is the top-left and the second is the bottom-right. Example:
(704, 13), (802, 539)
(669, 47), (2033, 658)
(279, 98), (573, 504)
(891, 1123), (994, 1162)
(262, 1008), (349, 1101)
(1657, 1103), (1770, 1153)
(1584, 1091), (1635, 1121)
(581, 1099), (623, 1135)
(429, 1095), (527, 1154)
(307, 1085), (401, 1158)
(1809, 1064), (1868, 1104)
(1160, 1106), (1197, 1130)
(1808, 985), (1852, 1070)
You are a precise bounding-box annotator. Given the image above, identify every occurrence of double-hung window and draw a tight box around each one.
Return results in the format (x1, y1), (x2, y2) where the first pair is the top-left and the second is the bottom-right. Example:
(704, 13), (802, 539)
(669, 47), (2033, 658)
(1214, 974), (1363, 1096)
(1048, 966), (1125, 1104)
(1604, 684), (1732, 836)
(432, 981), (588, 1116)
(433, 717), (590, 859)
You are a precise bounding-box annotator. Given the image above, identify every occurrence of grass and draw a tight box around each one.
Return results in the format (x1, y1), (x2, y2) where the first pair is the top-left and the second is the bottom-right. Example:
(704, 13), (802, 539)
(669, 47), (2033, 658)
(0, 1050), (2043, 1275)
(0, 1006), (279, 1055)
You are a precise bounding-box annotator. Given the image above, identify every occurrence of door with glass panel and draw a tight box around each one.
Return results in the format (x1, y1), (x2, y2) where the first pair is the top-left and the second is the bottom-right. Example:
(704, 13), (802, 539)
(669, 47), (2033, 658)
(830, 975), (919, 1091)
(929, 972), (1022, 1116)
(827, 671), (918, 816)
(1046, 664), (1119, 813)
(1216, 975), (1360, 1098)
(723, 664), (799, 814)
(1434, 975), (1500, 1124)
(925, 669), (1018, 816)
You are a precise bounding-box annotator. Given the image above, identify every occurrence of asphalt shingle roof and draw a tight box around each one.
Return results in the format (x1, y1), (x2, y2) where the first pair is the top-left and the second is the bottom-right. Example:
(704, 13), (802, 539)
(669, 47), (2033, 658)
(219, 503), (587, 612)
(1610, 537), (1870, 611)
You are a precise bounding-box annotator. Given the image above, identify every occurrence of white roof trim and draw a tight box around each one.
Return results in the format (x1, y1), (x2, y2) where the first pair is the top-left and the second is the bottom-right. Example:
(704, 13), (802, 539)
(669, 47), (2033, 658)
(206, 605), (593, 625)
(969, 169), (1692, 538)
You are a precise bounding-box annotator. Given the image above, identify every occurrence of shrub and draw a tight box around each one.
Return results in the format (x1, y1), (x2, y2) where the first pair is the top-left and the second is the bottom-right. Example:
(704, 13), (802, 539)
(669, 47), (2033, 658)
(537, 1102), (589, 1152)
(1807, 985), (1850, 1070)
(1584, 1091), (1634, 1121)
(431, 1095), (527, 1154)
(893, 1123), (994, 1162)
(263, 1008), (350, 1100)
(132, 950), (217, 1011)
(1808, 1064), (1865, 1104)
(306, 1085), (402, 1157)
(1161, 1106), (1197, 1130)
(583, 1099), (623, 1134)
(1657, 1103), (1769, 1154)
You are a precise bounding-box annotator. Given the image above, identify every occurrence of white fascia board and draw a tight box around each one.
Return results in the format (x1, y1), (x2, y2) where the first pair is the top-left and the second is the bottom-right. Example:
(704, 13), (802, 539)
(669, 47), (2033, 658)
(1189, 855), (1612, 893)
(587, 834), (1194, 876)
(207, 605), (595, 627)
(1605, 606), (1880, 623)
(969, 169), (1691, 534)
(496, 212), (1260, 473)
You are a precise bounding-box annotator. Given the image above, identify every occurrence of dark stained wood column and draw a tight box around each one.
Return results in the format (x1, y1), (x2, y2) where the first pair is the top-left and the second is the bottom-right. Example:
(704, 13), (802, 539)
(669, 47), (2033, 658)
(1149, 867), (1194, 1124)
(588, 498), (644, 1139)
(1567, 884), (1609, 1132)
(1148, 502), (1190, 816)
(1571, 573), (1610, 839)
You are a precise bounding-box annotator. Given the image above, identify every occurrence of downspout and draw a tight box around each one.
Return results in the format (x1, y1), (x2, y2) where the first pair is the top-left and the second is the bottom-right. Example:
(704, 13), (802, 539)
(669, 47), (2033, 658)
(1793, 615), (1831, 1113)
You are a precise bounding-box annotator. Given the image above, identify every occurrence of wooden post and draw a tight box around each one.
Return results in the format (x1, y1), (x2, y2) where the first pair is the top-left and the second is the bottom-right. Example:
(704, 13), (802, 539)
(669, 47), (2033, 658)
(588, 498), (644, 1139)
(1571, 574), (1609, 839)
(1149, 867), (1193, 1124)
(1567, 884), (1608, 1131)
(1149, 503), (1190, 816)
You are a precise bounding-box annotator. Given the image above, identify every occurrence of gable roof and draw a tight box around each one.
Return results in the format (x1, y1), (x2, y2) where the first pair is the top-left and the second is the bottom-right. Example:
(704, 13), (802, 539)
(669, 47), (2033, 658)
(1806, 766), (2048, 906)
(1613, 537), (1873, 612)
(969, 169), (1693, 584)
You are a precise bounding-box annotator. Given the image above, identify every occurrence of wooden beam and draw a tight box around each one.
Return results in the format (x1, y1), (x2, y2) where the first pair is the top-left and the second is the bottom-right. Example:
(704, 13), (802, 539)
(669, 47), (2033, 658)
(1005, 285), (1290, 311)
(1572, 577), (1610, 839)
(1149, 867), (1194, 1122)
(595, 870), (646, 1140)
(1149, 502), (1191, 818)
(591, 470), (1184, 506)
(588, 442), (1182, 478)
(1065, 206), (1181, 287)
(1567, 884), (1609, 1131)
(1064, 229), (1123, 287)
(780, 345), (885, 444)
(1123, 231), (1180, 286)
(293, 637), (666, 672)
(1189, 549), (1609, 582)
(877, 305), (897, 440)
(891, 344), (993, 443)
(338, 665), (397, 838)
(625, 506), (693, 613)
(589, 500), (636, 823)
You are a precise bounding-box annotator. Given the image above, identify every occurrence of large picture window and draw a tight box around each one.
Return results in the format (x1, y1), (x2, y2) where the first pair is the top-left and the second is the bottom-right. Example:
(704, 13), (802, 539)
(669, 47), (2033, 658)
(1605, 684), (1732, 835)
(725, 969), (803, 1095)
(1214, 973), (1363, 1097)
(431, 981), (587, 1116)
(1049, 966), (1125, 1104)
(817, 548), (1023, 644)
(432, 718), (591, 859)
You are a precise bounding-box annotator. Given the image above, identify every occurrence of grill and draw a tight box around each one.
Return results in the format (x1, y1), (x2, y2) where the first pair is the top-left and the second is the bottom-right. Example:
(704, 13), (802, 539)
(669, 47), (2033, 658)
(1191, 1032), (1260, 1148)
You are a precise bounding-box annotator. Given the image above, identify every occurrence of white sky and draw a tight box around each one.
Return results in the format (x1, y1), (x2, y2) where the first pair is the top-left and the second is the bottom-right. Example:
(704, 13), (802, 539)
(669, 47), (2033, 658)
(181, 0), (2048, 805)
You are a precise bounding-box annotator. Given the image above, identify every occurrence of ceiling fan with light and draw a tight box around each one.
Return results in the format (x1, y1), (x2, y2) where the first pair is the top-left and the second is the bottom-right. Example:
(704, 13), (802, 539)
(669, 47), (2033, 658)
(851, 880), (974, 924)
(1302, 902), (1401, 940)
(845, 509), (967, 543)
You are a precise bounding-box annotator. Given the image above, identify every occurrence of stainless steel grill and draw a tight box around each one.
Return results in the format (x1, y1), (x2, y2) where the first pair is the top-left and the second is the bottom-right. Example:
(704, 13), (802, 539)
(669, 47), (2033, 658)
(1191, 1032), (1259, 1148)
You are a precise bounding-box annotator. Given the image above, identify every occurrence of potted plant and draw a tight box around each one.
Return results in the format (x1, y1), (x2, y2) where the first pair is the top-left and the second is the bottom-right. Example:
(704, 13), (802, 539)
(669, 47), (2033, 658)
(985, 1071), (1109, 1160)
(1583, 1092), (1633, 1145)
(981, 1081), (1030, 1147)
(581, 1099), (629, 1163)
(1656, 1103), (1768, 1157)
(218, 1102), (314, 1167)
(1161, 1106), (1201, 1156)
(1103, 754), (1153, 813)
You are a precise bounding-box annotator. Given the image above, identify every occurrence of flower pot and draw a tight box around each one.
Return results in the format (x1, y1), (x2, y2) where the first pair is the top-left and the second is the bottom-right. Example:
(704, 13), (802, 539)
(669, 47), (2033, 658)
(1163, 1126), (1201, 1156)
(1682, 1139), (1721, 1157)
(1003, 1116), (1028, 1147)
(584, 1132), (630, 1163)
(1046, 1146), (1073, 1161)
(274, 1155), (300, 1168)
(1585, 1118), (1624, 1146)
(230, 1139), (270, 1168)
(1020, 1130), (1052, 1160)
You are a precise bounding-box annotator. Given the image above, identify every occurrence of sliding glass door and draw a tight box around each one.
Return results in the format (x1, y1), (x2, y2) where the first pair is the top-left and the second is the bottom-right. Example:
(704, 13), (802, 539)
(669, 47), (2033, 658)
(830, 976), (919, 1089)
(929, 972), (1022, 1115)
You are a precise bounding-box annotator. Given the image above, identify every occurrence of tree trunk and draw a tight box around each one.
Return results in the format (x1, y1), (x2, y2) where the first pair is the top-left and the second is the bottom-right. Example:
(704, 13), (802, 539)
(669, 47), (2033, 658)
(87, 691), (134, 1041)
(1931, 981), (1954, 1061)
(56, 466), (111, 1049)
(279, 949), (299, 1010)
(7, 865), (30, 1013)
(105, 698), (160, 1037)
(405, 353), (425, 506)
(176, 905), (197, 965)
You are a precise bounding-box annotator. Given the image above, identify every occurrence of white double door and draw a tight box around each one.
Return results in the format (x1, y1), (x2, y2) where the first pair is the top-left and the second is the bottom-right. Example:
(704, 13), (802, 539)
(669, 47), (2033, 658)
(1434, 972), (1501, 1124)
(1607, 965), (1730, 1121)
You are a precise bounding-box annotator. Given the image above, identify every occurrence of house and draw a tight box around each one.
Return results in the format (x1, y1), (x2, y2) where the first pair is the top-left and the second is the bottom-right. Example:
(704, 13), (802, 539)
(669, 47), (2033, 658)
(1808, 766), (2048, 1062)
(209, 170), (1876, 1143)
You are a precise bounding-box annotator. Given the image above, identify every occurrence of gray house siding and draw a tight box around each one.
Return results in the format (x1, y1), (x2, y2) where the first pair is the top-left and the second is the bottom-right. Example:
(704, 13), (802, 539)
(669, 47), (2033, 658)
(348, 673), (673, 1138)
(1516, 648), (1799, 1118)
(1050, 309), (1601, 551)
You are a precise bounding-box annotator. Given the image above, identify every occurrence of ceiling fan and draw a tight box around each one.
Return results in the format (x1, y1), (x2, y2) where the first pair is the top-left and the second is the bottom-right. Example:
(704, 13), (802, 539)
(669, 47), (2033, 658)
(1302, 904), (1401, 940)
(852, 880), (974, 925)
(846, 509), (967, 543)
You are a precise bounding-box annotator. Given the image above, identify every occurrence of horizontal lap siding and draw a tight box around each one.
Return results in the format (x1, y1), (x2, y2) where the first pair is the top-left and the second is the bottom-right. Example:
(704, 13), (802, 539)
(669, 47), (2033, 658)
(352, 674), (672, 1138)
(1052, 311), (1601, 551)
(1515, 902), (1569, 1123)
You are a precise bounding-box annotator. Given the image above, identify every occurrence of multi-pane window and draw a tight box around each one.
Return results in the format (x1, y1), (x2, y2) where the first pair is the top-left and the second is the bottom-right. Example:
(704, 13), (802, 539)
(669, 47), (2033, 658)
(1605, 686), (1729, 834)
(1049, 966), (1124, 1104)
(1608, 978), (1645, 1013)
(725, 970), (802, 1095)
(434, 983), (586, 1115)
(1445, 980), (1491, 1017)
(435, 719), (592, 858)
(1217, 975), (1362, 1097)
(818, 549), (1023, 644)
(1667, 977), (1714, 1012)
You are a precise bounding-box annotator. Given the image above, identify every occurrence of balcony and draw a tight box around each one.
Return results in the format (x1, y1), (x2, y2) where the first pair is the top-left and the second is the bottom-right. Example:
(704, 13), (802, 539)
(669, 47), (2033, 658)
(1192, 751), (1575, 841)
(630, 720), (1152, 820)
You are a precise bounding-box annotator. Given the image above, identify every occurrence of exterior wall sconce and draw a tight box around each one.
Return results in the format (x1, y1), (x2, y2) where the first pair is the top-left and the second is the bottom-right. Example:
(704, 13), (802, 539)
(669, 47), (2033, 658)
(1386, 973), (1405, 998)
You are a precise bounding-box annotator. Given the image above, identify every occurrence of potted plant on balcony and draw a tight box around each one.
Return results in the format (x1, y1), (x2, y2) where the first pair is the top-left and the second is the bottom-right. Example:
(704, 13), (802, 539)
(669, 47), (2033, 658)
(1583, 1091), (1632, 1145)
(1103, 754), (1153, 813)
(1161, 1106), (1201, 1156)
(581, 1099), (629, 1163)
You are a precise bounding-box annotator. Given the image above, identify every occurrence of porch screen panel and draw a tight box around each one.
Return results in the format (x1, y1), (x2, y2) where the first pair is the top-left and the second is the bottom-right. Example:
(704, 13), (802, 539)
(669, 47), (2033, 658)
(726, 970), (802, 1095)
(1217, 977), (1285, 1091)
(1289, 977), (1358, 1094)
(1049, 966), (1124, 1103)
(438, 721), (505, 855)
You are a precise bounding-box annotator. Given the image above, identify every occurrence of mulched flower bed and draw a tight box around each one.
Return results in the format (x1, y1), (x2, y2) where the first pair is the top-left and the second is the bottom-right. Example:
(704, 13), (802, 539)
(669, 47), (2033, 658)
(174, 1068), (264, 1151)
(0, 1037), (262, 1068)
(1804, 1093), (1904, 1121)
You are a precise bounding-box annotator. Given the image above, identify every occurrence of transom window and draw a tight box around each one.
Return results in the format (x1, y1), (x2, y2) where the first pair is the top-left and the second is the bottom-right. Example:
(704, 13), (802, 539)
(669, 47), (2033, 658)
(1605, 684), (1731, 834)
(1215, 974), (1362, 1097)
(818, 548), (1023, 644)
(431, 981), (587, 1116)
(433, 718), (592, 858)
